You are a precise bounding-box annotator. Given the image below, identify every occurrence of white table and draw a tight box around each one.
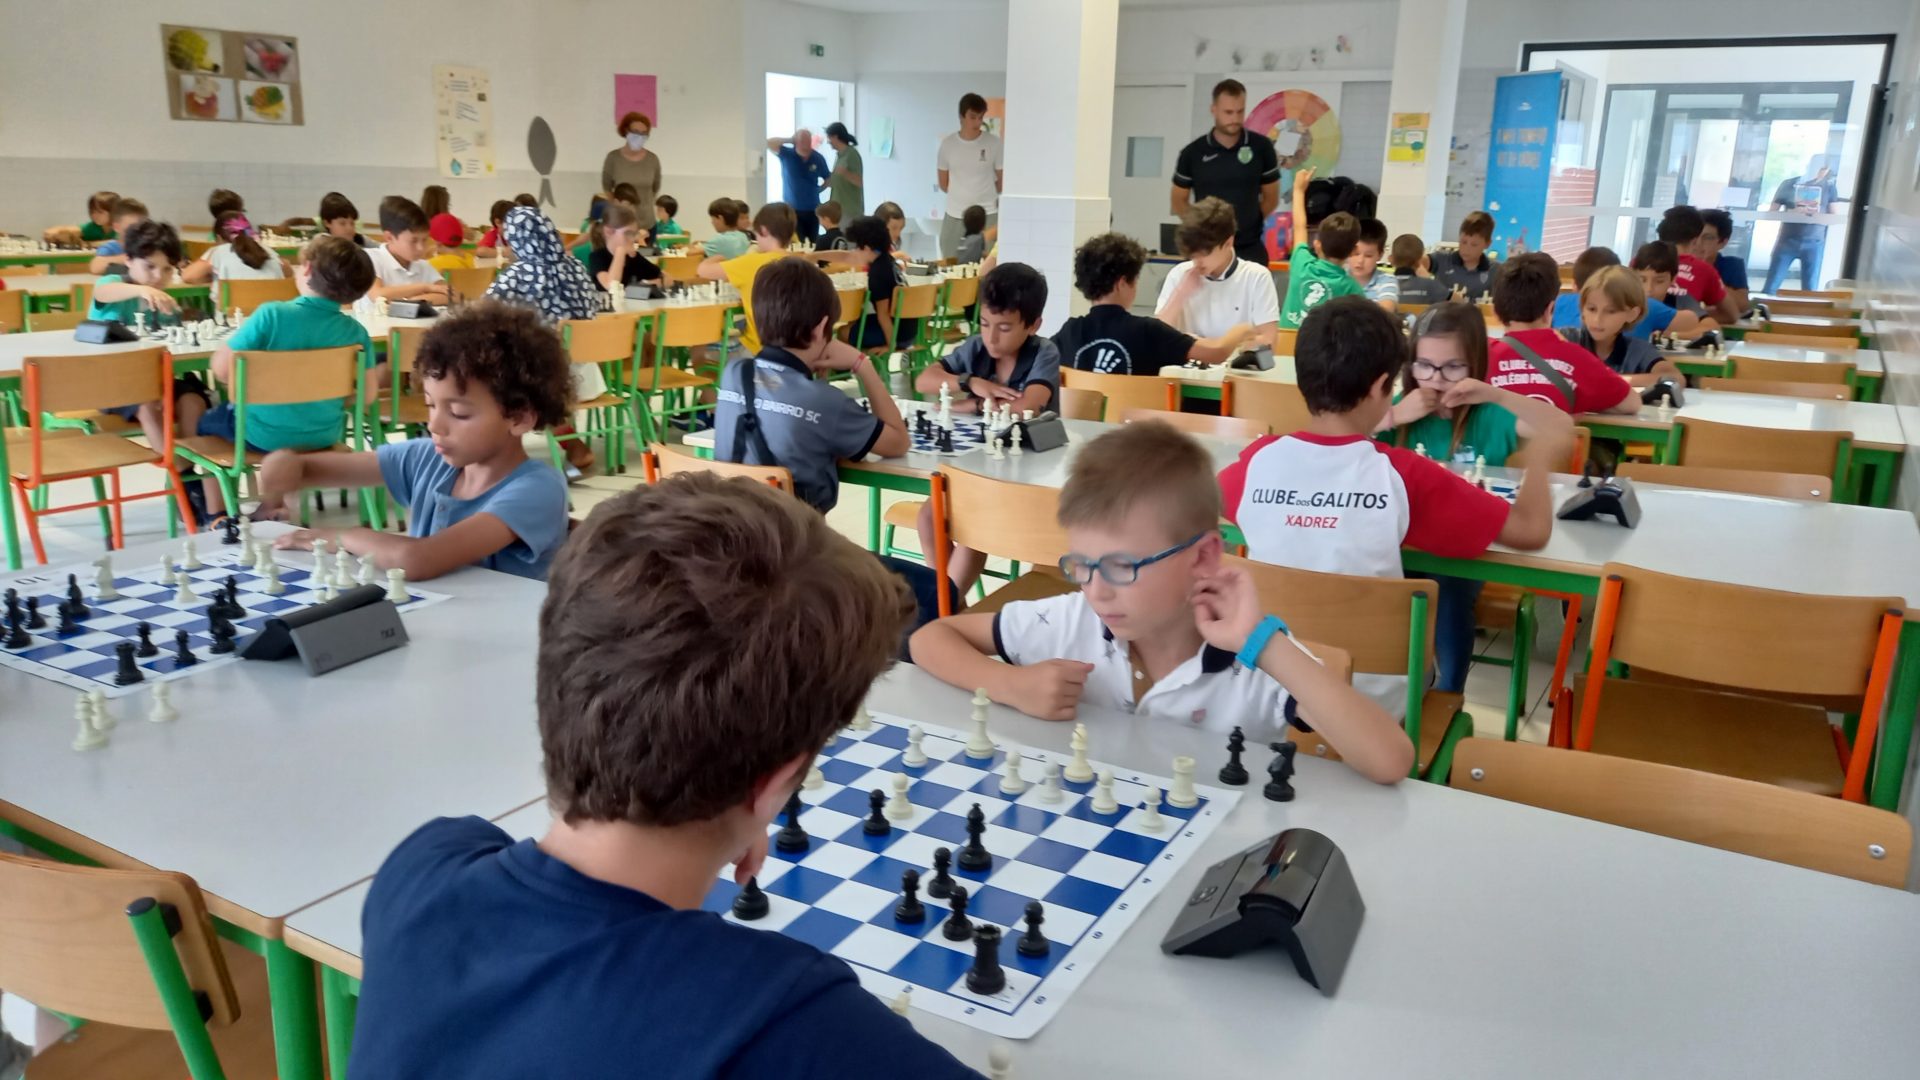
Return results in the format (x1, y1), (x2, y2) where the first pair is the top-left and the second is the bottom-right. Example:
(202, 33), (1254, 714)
(1594, 386), (1907, 451)
(0, 328), (217, 376)
(1718, 341), (1884, 376)
(279, 666), (1920, 1079)
(3, 274), (96, 296)
(1157, 358), (1299, 385)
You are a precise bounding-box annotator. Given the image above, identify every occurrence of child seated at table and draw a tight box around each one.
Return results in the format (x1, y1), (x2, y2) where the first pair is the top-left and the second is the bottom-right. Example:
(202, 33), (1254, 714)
(956, 204), (988, 264)
(428, 213), (475, 272)
(1488, 253), (1638, 417)
(696, 197), (752, 261)
(874, 200), (908, 258)
(183, 210), (290, 284)
(367, 196), (451, 304)
(87, 220), (210, 455)
(319, 192), (369, 248)
(816, 199), (846, 250)
(1280, 169), (1367, 330)
(1428, 210), (1497, 300)
(1630, 241), (1716, 340)
(1054, 231), (1250, 374)
(651, 193), (686, 244)
(844, 214), (915, 351)
(910, 420), (1411, 781)
(1560, 267), (1679, 381)
(476, 199), (512, 259)
(79, 190), (117, 243)
(1388, 233), (1452, 306)
(87, 197), (149, 274)
(1347, 218), (1398, 312)
(1699, 209), (1750, 316)
(587, 199), (664, 294)
(1155, 196), (1280, 343)
(346, 475), (980, 1079)
(1657, 205), (1739, 326)
(259, 300), (571, 581)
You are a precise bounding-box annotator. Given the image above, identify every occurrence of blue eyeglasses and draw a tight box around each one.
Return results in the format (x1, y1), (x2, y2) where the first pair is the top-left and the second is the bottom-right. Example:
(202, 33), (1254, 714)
(1058, 533), (1206, 586)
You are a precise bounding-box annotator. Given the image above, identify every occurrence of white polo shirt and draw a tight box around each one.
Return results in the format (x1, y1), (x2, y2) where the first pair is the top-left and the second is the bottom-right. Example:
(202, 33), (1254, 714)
(937, 130), (1005, 216)
(992, 591), (1311, 740)
(1153, 257), (1280, 339)
(367, 244), (441, 287)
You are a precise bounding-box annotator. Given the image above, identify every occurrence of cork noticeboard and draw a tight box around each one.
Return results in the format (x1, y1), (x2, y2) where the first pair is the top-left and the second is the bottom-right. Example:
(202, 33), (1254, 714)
(162, 24), (304, 126)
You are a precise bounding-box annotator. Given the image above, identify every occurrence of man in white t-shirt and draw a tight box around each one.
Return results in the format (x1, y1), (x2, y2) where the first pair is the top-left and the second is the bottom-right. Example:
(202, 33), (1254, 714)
(1153, 196), (1279, 345)
(936, 92), (1004, 260)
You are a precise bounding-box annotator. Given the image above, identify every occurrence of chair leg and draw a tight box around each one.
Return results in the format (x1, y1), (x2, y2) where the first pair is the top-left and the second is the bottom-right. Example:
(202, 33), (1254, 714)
(166, 469), (196, 532)
(1505, 597), (1535, 741)
(14, 480), (48, 565)
(107, 470), (126, 549)
(90, 475), (112, 548)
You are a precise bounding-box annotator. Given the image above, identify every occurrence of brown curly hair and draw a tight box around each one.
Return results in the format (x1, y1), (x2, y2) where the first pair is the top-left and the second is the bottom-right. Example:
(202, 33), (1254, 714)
(413, 300), (573, 429)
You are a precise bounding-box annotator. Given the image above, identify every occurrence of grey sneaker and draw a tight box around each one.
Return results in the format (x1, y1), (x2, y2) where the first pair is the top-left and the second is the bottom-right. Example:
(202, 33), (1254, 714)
(0, 1029), (30, 1080)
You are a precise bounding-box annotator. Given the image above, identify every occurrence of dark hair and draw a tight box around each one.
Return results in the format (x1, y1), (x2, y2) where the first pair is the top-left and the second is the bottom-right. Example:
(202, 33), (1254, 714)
(108, 197), (148, 223)
(1295, 296), (1404, 415)
(1355, 218), (1389, 253)
(208, 188), (244, 218)
(611, 182), (641, 206)
(1630, 240), (1679, 277)
(959, 92), (988, 118)
(488, 199), (514, 228)
(1073, 232), (1146, 301)
(378, 195), (429, 236)
(215, 210), (271, 270)
(1699, 208), (1734, 243)
(1571, 245), (1621, 288)
(1176, 197), (1238, 256)
(1459, 211), (1494, 240)
(874, 201), (905, 226)
(1657, 205), (1704, 245)
(817, 200), (843, 225)
(413, 300), (573, 429)
(88, 190), (118, 215)
(1211, 78), (1246, 101)
(1491, 252), (1561, 324)
(301, 235), (377, 303)
(962, 205), (987, 235)
(843, 215), (891, 254)
(981, 262), (1047, 326)
(538, 473), (913, 827)
(318, 192), (358, 224)
(589, 200), (642, 252)
(752, 257), (839, 349)
(1317, 211), (1361, 261)
(121, 219), (183, 266)
(1389, 233), (1425, 274)
(707, 198), (742, 228)
(1403, 302), (1491, 454)
(419, 185), (451, 219)
(752, 202), (798, 246)
(514, 193), (540, 208)
(655, 194), (679, 218)
(732, 198), (752, 220)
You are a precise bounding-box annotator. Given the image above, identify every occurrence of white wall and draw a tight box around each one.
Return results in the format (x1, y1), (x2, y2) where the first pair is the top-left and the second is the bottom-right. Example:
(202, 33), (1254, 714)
(744, 0), (863, 202)
(1115, 1), (1396, 78)
(855, 73), (1008, 226)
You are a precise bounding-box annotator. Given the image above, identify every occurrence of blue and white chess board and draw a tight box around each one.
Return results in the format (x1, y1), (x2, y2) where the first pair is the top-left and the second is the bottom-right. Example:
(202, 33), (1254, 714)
(703, 710), (1240, 1038)
(1, 547), (449, 698)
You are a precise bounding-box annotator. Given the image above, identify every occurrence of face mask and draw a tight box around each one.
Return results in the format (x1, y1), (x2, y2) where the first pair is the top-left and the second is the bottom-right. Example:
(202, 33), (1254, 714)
(627, 132), (648, 151)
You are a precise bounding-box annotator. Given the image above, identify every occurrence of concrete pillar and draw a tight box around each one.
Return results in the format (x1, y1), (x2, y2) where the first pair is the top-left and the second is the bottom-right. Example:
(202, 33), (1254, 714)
(1376, 0), (1469, 241)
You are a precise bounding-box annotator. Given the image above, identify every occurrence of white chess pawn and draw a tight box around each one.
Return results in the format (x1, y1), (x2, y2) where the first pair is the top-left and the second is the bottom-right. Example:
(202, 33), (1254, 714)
(310, 537), (329, 576)
(886, 773), (914, 820)
(158, 554), (176, 586)
(903, 724), (928, 767)
(1063, 723), (1094, 782)
(148, 681), (177, 723)
(850, 704), (872, 731)
(173, 576), (196, 606)
(803, 760), (824, 790)
(1009, 435), (1023, 458)
(890, 987), (912, 1017)
(998, 748), (1029, 795)
(1138, 786), (1165, 832)
(1414, 442), (1427, 458)
(73, 693), (107, 751)
(356, 555), (377, 587)
(1039, 761), (1063, 803)
(88, 688), (114, 731)
(237, 515), (253, 548)
(321, 577), (339, 602)
(988, 1042), (1012, 1080)
(263, 561), (285, 596)
(1090, 768), (1118, 814)
(1168, 755), (1199, 808)
(965, 689), (994, 759)
(180, 536), (202, 570)
(385, 568), (409, 604)
(94, 556), (119, 601)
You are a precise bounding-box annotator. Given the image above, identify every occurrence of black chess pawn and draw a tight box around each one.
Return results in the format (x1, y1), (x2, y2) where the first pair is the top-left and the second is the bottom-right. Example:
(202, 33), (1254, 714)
(25, 596), (44, 629)
(209, 612), (237, 654)
(1017, 900), (1050, 957)
(3, 587), (19, 625)
(894, 868), (926, 923)
(927, 847), (955, 899)
(64, 574), (88, 620)
(863, 788), (890, 836)
(172, 629), (199, 667)
(1263, 741), (1298, 803)
(731, 876), (770, 921)
(774, 790), (810, 853)
(55, 601), (80, 636)
(3, 613), (28, 650)
(220, 517), (241, 545)
(956, 803), (992, 871)
(1218, 726), (1250, 786)
(134, 621), (158, 658)
(966, 924), (1007, 995)
(113, 640), (145, 685)
(942, 884), (973, 941)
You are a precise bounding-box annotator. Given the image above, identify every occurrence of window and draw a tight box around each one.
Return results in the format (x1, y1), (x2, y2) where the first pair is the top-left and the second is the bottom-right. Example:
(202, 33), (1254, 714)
(1125, 136), (1164, 179)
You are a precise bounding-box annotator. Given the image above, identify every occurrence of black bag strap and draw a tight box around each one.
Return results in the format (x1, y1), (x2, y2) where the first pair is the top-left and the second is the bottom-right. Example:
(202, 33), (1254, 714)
(728, 358), (779, 467)
(1501, 334), (1576, 410)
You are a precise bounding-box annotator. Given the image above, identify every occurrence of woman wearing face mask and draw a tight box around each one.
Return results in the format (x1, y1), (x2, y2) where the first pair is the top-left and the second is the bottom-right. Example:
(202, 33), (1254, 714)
(601, 111), (663, 216)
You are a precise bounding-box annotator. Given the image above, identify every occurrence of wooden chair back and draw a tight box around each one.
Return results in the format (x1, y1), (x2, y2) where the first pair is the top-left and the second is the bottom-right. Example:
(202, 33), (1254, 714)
(1778, 288), (1853, 301)
(1762, 320), (1856, 339)
(56, 263), (94, 276)
(0, 852), (241, 1029)
(1118, 406), (1268, 442)
(27, 308), (86, 332)
(1223, 376), (1311, 434)
(1057, 386), (1105, 420)
(183, 239), (216, 262)
(645, 442), (792, 491)
(1674, 417), (1847, 478)
(834, 286), (865, 330)
(1755, 298), (1844, 317)
(654, 304), (731, 349)
(1514, 426), (1592, 473)
(661, 253), (701, 281)
(894, 282), (942, 321)
(0, 288), (25, 333)
(1450, 739), (1911, 888)
(932, 469), (1068, 568)
(235, 346), (362, 406)
(1229, 555), (1436, 676)
(5, 265), (49, 276)
(1728, 356), (1852, 385)
(443, 266), (498, 300)
(562, 313), (641, 364)
(1271, 328), (1298, 356)
(1701, 377), (1849, 401)
(25, 348), (169, 413)
(221, 277), (298, 315)
(1740, 331), (1858, 351)
(1060, 368), (1176, 418)
(941, 275), (981, 313)
(388, 324), (428, 372)
(1617, 462), (1832, 502)
(69, 282), (94, 312)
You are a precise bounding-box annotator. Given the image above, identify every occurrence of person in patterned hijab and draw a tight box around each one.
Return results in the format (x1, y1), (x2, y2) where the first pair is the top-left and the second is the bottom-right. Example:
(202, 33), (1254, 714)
(484, 205), (601, 471)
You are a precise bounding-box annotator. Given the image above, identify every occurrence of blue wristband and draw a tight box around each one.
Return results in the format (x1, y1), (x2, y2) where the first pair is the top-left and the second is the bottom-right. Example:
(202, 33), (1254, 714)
(1236, 614), (1288, 669)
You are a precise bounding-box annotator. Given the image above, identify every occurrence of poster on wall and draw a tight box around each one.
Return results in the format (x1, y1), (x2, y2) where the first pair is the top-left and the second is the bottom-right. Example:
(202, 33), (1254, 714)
(872, 117), (896, 160)
(435, 65), (496, 179)
(984, 97), (1006, 139)
(614, 74), (658, 128)
(1388, 113), (1429, 164)
(162, 25), (302, 125)
(1229, 79), (1344, 259)
(1482, 71), (1561, 258)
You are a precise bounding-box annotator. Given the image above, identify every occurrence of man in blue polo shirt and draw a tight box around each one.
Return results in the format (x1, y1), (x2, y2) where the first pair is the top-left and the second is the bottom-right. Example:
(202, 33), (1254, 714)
(767, 129), (831, 244)
(1171, 79), (1281, 264)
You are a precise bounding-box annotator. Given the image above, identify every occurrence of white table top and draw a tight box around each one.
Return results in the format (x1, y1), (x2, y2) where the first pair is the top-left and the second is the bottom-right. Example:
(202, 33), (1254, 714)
(4, 275), (95, 295)
(0, 328), (216, 377)
(1596, 386), (1908, 450)
(1155, 358), (1299, 385)
(283, 665), (1920, 1079)
(1737, 312), (1870, 332)
(1660, 341), (1884, 375)
(0, 526), (549, 925)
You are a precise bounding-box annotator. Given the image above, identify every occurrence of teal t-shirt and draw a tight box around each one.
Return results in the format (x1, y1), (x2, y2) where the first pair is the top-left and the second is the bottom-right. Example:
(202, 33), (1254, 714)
(86, 274), (145, 324)
(80, 222), (113, 243)
(1392, 401), (1522, 467)
(1280, 243), (1366, 329)
(654, 219), (686, 237)
(225, 295), (377, 451)
(703, 231), (752, 261)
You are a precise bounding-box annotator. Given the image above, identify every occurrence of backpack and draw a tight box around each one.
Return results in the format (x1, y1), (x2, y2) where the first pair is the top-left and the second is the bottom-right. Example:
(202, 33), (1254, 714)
(1304, 176), (1378, 224)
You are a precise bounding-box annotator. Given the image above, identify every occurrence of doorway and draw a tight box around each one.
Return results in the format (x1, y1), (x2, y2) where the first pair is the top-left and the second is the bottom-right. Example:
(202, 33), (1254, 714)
(765, 73), (855, 205)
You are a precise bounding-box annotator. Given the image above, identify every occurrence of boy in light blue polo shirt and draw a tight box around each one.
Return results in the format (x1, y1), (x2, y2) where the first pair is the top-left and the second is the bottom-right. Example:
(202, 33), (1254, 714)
(256, 301), (574, 581)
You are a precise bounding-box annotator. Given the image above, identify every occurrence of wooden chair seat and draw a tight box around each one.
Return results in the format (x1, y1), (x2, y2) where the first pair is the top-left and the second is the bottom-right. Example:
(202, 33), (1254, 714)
(884, 499), (925, 530)
(576, 392), (627, 411)
(387, 397), (429, 427)
(9, 432), (159, 480)
(172, 435), (266, 469)
(1570, 675), (1843, 796)
(1474, 582), (1526, 627)
(1292, 690), (1465, 776)
(52, 409), (142, 435)
(968, 567), (1077, 617)
(635, 366), (712, 392)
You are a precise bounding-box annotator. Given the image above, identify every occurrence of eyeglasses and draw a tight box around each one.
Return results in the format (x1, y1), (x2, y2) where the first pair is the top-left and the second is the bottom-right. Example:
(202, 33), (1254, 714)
(1058, 533), (1205, 586)
(1410, 359), (1470, 382)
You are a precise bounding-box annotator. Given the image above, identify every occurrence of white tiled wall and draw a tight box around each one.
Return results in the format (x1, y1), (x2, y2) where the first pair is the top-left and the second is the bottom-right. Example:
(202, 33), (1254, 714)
(997, 194), (1112, 329)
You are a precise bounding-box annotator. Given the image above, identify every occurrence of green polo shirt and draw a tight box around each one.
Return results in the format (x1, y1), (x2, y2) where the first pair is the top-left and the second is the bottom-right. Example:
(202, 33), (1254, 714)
(1279, 243), (1366, 329)
(225, 294), (377, 451)
(1390, 400), (1521, 467)
(80, 222), (114, 243)
(86, 274), (143, 324)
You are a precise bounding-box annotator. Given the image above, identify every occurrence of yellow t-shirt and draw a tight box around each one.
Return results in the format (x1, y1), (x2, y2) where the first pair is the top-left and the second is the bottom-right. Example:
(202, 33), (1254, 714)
(721, 249), (783, 354)
(429, 250), (475, 272)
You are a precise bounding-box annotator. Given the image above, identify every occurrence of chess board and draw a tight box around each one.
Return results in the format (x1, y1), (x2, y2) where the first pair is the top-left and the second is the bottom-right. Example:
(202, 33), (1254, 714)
(702, 710), (1240, 1038)
(907, 414), (992, 457)
(1, 547), (450, 698)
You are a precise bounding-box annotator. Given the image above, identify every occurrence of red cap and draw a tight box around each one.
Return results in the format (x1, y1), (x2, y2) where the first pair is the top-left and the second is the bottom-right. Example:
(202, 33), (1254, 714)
(428, 213), (465, 247)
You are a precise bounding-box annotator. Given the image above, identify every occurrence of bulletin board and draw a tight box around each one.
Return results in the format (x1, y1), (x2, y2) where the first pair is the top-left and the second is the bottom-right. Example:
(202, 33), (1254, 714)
(435, 65), (496, 178)
(161, 24), (303, 125)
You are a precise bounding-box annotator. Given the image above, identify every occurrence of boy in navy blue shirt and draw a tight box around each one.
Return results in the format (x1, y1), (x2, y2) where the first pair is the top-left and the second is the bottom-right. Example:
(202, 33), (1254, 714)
(346, 475), (981, 1080)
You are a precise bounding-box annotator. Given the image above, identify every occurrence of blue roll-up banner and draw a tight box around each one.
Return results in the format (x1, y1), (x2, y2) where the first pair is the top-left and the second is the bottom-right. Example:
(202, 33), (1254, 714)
(1483, 71), (1561, 258)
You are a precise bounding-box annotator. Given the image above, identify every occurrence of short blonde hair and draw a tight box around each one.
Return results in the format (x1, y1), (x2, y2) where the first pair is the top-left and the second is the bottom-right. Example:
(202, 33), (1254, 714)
(1580, 265), (1647, 319)
(1058, 422), (1221, 540)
